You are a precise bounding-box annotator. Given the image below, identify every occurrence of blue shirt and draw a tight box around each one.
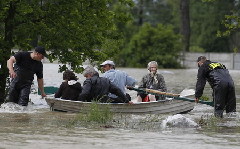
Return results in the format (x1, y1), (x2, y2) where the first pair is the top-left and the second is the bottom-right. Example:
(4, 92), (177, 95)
(103, 69), (136, 98)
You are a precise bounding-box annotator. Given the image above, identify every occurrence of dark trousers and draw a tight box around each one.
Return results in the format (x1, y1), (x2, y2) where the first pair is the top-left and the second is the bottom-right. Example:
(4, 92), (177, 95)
(213, 82), (236, 118)
(7, 79), (31, 106)
(109, 93), (131, 103)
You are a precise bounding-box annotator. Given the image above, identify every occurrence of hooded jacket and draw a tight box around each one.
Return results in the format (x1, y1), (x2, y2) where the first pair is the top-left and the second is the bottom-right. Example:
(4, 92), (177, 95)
(55, 80), (82, 100)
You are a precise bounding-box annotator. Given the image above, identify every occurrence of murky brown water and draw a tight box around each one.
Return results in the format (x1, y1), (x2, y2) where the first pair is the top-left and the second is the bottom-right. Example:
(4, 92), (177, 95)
(0, 64), (239, 149)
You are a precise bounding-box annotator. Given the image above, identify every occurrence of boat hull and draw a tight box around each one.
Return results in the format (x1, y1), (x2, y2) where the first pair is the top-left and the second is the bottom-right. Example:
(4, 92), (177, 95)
(45, 98), (195, 114)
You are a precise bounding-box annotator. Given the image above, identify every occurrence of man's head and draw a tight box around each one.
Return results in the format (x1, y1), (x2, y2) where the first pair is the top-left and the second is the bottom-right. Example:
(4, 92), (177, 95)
(147, 61), (158, 74)
(100, 60), (115, 72)
(63, 70), (78, 81)
(83, 66), (97, 78)
(33, 46), (47, 61)
(197, 56), (207, 67)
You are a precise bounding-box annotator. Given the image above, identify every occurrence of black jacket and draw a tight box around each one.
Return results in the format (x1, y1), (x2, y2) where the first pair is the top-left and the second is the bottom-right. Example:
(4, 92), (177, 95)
(78, 74), (129, 103)
(55, 81), (82, 100)
(195, 60), (234, 98)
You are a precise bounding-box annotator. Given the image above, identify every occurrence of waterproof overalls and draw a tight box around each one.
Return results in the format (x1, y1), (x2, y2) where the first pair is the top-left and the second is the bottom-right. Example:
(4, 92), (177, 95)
(195, 60), (236, 117)
(7, 52), (43, 106)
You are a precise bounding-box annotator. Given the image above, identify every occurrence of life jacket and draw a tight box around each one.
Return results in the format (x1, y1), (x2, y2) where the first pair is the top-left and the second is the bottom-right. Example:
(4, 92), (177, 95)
(208, 62), (226, 70)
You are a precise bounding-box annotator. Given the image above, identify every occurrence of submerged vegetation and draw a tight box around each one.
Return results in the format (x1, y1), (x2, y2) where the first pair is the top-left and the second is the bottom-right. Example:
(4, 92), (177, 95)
(66, 105), (167, 130)
(201, 95), (210, 101)
(197, 114), (240, 134)
(66, 102), (113, 128)
(65, 101), (165, 130)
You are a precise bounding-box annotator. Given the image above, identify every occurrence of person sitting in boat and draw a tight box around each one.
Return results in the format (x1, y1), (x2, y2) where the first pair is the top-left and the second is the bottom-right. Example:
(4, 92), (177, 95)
(100, 60), (137, 102)
(78, 66), (132, 104)
(137, 61), (167, 102)
(54, 70), (82, 100)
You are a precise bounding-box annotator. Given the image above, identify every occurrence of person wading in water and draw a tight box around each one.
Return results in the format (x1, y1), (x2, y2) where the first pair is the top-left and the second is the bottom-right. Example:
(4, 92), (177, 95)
(195, 56), (236, 118)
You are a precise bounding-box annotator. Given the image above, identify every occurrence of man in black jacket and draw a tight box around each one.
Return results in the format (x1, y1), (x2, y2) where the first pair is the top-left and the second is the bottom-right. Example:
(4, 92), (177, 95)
(195, 56), (236, 118)
(78, 66), (132, 104)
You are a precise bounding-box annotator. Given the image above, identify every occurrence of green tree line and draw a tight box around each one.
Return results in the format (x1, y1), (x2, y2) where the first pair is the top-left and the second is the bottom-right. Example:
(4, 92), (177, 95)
(114, 0), (240, 67)
(0, 0), (133, 103)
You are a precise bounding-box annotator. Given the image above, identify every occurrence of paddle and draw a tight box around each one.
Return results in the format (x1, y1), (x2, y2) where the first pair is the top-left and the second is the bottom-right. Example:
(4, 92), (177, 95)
(127, 86), (214, 107)
(179, 88), (195, 97)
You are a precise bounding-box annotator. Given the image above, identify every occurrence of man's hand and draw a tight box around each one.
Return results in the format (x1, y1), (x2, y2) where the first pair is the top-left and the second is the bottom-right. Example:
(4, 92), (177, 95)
(128, 101), (133, 104)
(126, 86), (134, 90)
(41, 93), (47, 98)
(9, 70), (17, 78)
(195, 98), (199, 103)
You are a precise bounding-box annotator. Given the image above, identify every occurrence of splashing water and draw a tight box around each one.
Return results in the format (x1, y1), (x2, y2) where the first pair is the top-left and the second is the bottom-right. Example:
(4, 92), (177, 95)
(0, 102), (35, 113)
(29, 94), (49, 108)
(162, 114), (198, 128)
(0, 94), (49, 113)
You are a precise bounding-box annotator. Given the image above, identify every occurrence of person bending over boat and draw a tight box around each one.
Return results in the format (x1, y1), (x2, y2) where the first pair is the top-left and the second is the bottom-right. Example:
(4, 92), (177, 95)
(78, 66), (132, 104)
(55, 70), (82, 100)
(100, 60), (136, 101)
(195, 56), (236, 118)
(137, 61), (167, 102)
(6, 46), (47, 106)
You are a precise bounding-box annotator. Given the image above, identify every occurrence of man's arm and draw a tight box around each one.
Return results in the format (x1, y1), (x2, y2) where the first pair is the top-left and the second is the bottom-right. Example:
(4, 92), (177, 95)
(109, 82), (131, 103)
(78, 79), (91, 101)
(125, 71), (136, 87)
(157, 74), (167, 92)
(54, 83), (64, 98)
(37, 78), (46, 98)
(7, 56), (17, 78)
(195, 67), (206, 98)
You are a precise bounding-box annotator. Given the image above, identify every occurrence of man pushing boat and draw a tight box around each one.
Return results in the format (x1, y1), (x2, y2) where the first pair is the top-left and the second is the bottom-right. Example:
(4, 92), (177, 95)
(195, 56), (236, 118)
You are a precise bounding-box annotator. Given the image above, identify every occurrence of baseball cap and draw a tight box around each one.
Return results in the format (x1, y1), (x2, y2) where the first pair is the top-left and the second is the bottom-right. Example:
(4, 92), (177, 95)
(100, 60), (115, 66)
(35, 46), (47, 57)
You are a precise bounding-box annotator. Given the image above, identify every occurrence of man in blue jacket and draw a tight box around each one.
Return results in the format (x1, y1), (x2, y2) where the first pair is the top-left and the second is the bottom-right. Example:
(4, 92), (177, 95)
(195, 56), (236, 118)
(100, 60), (136, 101)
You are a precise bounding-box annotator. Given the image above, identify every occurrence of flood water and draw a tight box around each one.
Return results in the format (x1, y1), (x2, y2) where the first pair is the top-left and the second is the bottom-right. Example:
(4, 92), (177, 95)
(0, 63), (240, 149)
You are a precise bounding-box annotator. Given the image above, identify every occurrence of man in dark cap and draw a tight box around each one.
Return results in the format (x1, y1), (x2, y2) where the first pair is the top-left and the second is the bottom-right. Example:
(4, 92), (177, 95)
(195, 56), (236, 118)
(6, 46), (47, 106)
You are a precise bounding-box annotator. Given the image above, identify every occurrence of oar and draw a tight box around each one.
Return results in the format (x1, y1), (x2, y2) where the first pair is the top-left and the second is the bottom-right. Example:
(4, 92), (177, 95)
(179, 88), (195, 97)
(127, 86), (214, 107)
(173, 96), (213, 107)
(145, 88), (180, 97)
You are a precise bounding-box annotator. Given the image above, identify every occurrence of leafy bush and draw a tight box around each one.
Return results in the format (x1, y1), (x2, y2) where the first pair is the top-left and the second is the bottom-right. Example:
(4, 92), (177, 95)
(86, 102), (113, 124)
(116, 23), (182, 68)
